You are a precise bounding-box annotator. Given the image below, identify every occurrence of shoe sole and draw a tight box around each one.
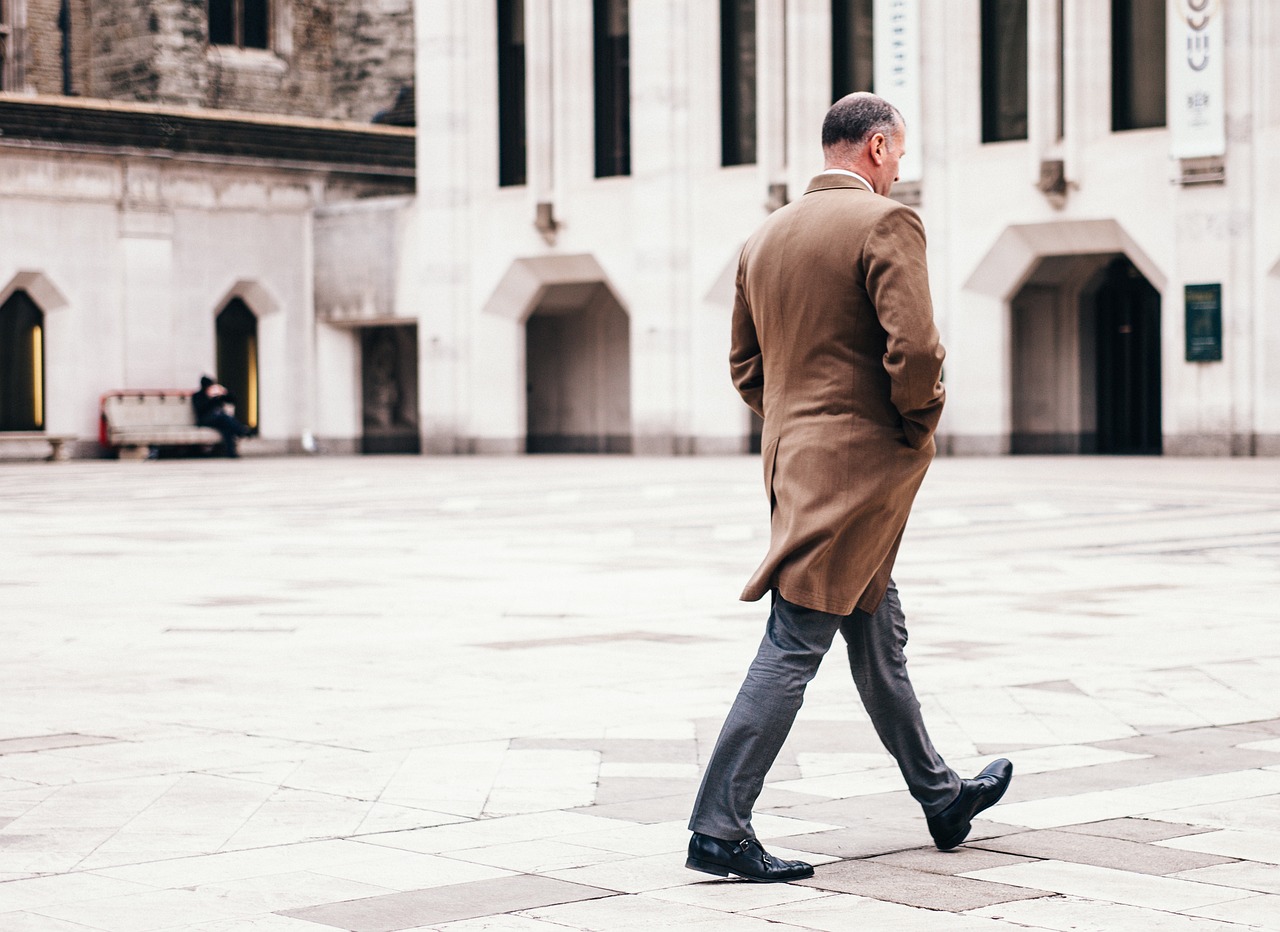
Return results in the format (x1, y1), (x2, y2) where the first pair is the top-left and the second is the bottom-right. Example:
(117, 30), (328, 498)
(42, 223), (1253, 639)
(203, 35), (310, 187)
(935, 775), (1013, 851)
(685, 856), (814, 883)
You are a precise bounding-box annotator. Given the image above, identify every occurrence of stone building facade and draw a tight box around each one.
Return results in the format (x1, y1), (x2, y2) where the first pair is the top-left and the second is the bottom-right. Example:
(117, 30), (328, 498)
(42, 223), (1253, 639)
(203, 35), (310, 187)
(1, 0), (413, 121)
(0, 1), (416, 458)
(353, 0), (1276, 457)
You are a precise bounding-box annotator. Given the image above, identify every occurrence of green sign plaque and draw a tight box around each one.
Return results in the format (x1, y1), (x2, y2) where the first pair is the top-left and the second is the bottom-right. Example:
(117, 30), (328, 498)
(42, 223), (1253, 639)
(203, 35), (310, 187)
(1185, 283), (1222, 362)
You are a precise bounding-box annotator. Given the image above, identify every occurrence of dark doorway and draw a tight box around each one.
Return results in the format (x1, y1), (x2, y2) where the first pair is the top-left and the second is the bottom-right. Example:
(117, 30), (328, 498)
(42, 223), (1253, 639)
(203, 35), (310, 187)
(1093, 257), (1162, 454)
(0, 290), (44, 431)
(216, 299), (259, 430)
(525, 283), (631, 453)
(361, 324), (420, 454)
(1009, 252), (1161, 455)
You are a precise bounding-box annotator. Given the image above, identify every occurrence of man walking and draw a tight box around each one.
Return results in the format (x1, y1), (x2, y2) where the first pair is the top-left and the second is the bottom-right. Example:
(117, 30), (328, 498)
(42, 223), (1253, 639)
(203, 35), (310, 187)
(686, 93), (1012, 883)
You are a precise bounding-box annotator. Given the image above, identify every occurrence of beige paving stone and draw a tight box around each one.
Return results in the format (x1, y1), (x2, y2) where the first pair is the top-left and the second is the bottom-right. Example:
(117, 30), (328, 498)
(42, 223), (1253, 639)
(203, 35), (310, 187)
(1183, 892), (1280, 929)
(30, 888), (258, 931)
(1157, 829), (1280, 865)
(89, 840), (391, 887)
(800, 859), (1050, 911)
(973, 828), (1237, 875)
(750, 892), (1029, 930)
(0, 457), (1277, 930)
(970, 894), (1252, 931)
(282, 875), (615, 931)
(445, 840), (625, 874)
(1173, 860), (1280, 895)
(962, 860), (1256, 911)
(647, 880), (832, 912)
(546, 852), (706, 895)
(0, 872), (154, 912)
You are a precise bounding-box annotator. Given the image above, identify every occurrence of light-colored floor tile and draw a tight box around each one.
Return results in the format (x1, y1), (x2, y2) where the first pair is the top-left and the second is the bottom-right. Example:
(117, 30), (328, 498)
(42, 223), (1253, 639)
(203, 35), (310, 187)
(548, 852), (706, 894)
(1184, 893), (1280, 929)
(1146, 795), (1280, 834)
(1237, 738), (1280, 754)
(88, 839), (386, 887)
(0, 873), (153, 912)
(425, 916), (579, 931)
(750, 892), (1025, 931)
(526, 893), (731, 930)
(313, 850), (514, 890)
(599, 762), (700, 779)
(356, 811), (632, 855)
(968, 894), (1253, 931)
(187, 869), (394, 912)
(961, 860), (1256, 912)
(1157, 829), (1280, 865)
(649, 881), (831, 912)
(1172, 860), (1280, 895)
(31, 889), (255, 932)
(558, 819), (687, 856)
(447, 839), (621, 873)
(985, 770), (1280, 829)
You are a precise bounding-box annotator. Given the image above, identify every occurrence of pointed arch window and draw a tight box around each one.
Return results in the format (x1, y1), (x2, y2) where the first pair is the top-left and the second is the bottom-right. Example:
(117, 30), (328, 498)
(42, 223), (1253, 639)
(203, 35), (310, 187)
(208, 0), (270, 50)
(1, 290), (44, 431)
(216, 299), (259, 429)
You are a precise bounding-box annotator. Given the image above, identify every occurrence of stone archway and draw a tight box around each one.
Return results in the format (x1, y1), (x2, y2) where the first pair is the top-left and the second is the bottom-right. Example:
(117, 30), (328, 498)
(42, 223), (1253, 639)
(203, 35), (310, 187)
(483, 255), (632, 453)
(964, 220), (1166, 454)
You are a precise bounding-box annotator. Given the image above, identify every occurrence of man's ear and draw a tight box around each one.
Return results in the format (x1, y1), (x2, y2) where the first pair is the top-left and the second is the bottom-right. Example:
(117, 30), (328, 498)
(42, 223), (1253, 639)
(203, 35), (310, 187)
(870, 133), (886, 165)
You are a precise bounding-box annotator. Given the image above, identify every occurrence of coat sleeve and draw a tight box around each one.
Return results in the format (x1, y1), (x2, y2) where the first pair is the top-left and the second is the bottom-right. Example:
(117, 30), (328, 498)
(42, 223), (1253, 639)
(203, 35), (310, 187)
(863, 206), (946, 449)
(729, 255), (765, 418)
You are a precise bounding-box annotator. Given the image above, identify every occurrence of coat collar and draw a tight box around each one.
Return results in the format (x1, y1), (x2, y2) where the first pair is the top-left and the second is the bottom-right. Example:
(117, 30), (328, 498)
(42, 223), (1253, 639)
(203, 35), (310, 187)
(803, 173), (874, 196)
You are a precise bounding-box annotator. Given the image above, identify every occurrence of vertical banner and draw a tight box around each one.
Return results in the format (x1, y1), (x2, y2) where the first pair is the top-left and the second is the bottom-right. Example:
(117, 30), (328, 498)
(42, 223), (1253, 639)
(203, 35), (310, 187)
(1168, 0), (1225, 159)
(873, 0), (922, 183)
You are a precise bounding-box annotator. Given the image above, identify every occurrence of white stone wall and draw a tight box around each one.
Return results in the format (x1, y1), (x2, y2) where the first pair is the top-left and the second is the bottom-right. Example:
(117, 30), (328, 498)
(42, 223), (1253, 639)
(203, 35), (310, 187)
(0, 151), (319, 456)
(405, 0), (1277, 456)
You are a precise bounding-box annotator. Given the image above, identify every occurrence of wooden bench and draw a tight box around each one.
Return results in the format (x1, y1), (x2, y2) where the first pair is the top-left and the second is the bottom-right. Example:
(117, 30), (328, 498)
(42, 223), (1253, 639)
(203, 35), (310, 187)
(0, 431), (77, 461)
(99, 391), (225, 459)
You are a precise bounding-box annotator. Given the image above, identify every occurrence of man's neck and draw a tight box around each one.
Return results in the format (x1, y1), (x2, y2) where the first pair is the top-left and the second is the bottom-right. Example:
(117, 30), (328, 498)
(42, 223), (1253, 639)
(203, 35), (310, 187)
(820, 167), (874, 193)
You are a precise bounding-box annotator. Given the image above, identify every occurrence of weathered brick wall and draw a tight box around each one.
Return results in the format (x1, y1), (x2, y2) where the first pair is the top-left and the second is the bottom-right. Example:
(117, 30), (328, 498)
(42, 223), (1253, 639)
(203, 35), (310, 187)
(88, 0), (165, 102)
(59, 1), (411, 121)
(21, 0), (65, 94)
(330, 0), (415, 122)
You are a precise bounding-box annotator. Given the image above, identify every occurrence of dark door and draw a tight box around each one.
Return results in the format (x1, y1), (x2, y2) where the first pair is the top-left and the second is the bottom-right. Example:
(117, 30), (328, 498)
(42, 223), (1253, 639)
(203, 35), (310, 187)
(0, 291), (44, 431)
(1095, 258), (1161, 454)
(216, 299), (259, 429)
(361, 325), (420, 454)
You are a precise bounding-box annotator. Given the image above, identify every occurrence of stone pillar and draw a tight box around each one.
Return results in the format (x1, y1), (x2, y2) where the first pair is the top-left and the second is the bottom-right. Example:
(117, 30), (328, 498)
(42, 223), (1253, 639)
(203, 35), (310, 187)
(628, 0), (694, 453)
(415, 1), (473, 453)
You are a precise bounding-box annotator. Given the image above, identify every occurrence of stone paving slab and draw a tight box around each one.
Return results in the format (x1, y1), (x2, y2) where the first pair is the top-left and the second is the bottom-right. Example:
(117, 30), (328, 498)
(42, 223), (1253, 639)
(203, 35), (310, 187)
(0, 455), (1278, 930)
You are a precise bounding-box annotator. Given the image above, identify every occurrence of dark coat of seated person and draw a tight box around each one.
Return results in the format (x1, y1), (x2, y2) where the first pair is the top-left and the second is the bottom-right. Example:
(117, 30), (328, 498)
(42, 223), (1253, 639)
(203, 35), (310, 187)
(193, 375), (254, 457)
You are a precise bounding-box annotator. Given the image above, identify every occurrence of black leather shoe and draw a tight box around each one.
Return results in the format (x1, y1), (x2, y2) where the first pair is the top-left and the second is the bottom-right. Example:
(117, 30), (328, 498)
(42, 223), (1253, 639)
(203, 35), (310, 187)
(927, 758), (1013, 851)
(686, 833), (814, 882)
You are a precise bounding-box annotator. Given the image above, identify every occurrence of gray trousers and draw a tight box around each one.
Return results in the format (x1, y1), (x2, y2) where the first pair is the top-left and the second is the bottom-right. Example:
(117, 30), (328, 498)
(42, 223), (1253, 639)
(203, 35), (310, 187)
(688, 581), (961, 840)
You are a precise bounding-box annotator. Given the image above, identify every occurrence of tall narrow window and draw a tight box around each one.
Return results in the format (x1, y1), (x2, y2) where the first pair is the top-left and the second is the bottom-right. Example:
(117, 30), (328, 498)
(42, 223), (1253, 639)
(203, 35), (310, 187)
(216, 299), (259, 430)
(0, 0), (14, 91)
(208, 0), (270, 50)
(831, 0), (874, 101)
(497, 0), (527, 187)
(593, 0), (630, 178)
(0, 291), (44, 432)
(1111, 0), (1165, 131)
(981, 0), (1028, 142)
(720, 0), (756, 166)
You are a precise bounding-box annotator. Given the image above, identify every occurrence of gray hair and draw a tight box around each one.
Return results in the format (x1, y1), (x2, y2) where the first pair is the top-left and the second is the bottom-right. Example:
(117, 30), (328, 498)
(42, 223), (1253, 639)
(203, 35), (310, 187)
(821, 93), (903, 150)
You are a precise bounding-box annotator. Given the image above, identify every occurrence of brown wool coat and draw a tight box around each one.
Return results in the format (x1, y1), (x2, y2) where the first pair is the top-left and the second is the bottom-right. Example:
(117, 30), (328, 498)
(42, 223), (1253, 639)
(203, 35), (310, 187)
(730, 173), (946, 616)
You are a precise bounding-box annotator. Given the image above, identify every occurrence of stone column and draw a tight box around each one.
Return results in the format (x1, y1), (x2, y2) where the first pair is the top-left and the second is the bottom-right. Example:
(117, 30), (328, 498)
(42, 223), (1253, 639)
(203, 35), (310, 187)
(628, 0), (695, 453)
(415, 1), (474, 453)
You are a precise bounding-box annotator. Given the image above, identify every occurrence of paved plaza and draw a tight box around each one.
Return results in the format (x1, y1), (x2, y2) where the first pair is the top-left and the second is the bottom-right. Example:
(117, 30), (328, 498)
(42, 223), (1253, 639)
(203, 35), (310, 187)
(0, 454), (1278, 931)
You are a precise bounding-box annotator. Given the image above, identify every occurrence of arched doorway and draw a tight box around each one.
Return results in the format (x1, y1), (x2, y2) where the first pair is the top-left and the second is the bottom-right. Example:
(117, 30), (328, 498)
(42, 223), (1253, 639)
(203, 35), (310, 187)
(216, 299), (259, 430)
(1010, 253), (1161, 454)
(0, 290), (44, 432)
(525, 282), (631, 453)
